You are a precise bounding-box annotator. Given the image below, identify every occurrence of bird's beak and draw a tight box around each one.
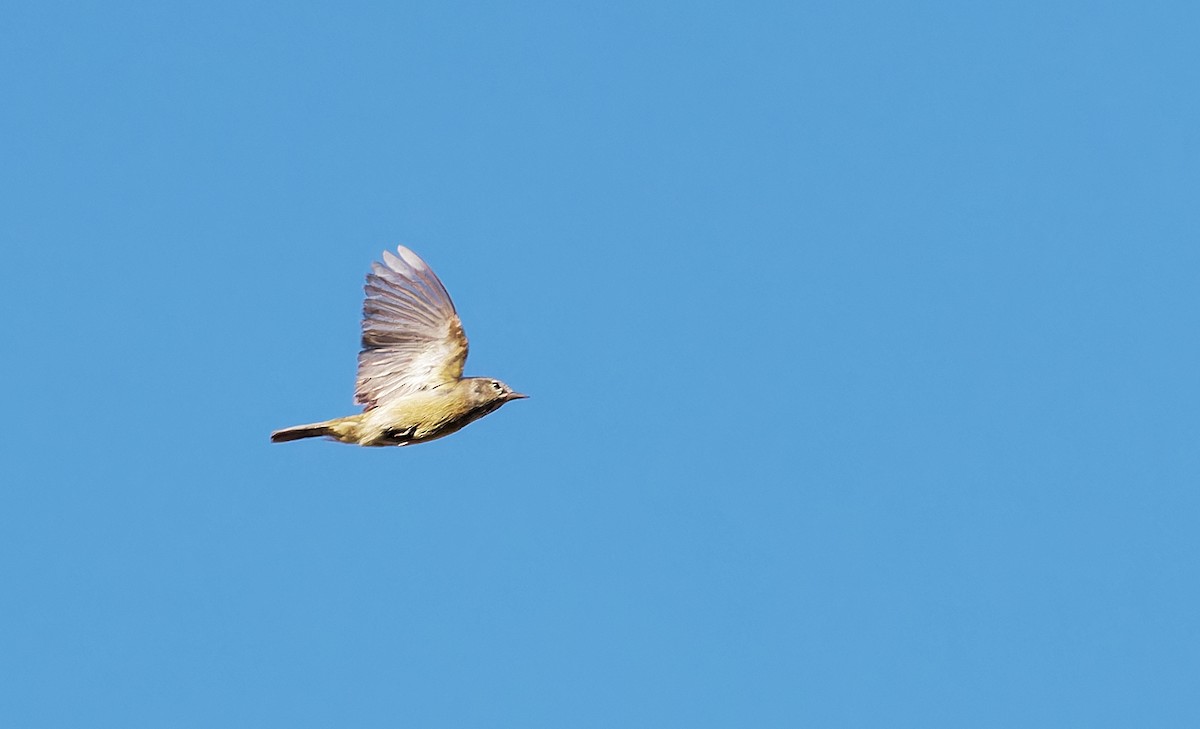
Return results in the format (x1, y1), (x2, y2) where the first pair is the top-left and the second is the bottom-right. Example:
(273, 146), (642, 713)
(507, 392), (529, 400)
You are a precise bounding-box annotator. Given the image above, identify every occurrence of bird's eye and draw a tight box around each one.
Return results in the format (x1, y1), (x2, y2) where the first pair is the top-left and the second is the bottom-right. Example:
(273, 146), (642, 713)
(491, 381), (502, 391)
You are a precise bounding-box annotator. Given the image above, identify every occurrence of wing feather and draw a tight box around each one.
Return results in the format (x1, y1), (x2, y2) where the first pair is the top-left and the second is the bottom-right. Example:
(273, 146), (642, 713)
(355, 246), (468, 409)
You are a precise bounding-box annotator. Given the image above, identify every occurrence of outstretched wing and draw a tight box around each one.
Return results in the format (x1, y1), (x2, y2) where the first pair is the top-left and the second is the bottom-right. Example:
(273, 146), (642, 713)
(355, 246), (468, 410)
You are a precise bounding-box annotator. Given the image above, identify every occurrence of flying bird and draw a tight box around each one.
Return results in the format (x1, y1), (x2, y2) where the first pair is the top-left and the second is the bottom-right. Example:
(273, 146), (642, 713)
(271, 246), (526, 447)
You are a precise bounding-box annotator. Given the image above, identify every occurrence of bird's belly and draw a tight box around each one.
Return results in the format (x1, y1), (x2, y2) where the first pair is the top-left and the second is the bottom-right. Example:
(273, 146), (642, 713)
(360, 394), (494, 447)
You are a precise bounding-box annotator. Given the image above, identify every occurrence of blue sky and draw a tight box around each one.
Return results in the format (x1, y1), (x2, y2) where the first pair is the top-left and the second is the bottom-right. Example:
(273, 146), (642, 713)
(2, 1), (1198, 726)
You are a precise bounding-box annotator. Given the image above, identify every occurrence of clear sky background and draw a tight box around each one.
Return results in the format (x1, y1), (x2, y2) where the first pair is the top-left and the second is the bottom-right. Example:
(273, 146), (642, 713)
(2, 1), (1198, 727)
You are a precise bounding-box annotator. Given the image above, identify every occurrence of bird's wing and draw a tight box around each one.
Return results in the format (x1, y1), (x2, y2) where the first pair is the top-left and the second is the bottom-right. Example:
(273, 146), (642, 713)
(355, 246), (468, 410)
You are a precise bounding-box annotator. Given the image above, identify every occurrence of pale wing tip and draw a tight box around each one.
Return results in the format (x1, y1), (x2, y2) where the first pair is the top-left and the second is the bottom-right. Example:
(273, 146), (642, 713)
(381, 248), (404, 272)
(375, 244), (457, 314)
(388, 245), (430, 272)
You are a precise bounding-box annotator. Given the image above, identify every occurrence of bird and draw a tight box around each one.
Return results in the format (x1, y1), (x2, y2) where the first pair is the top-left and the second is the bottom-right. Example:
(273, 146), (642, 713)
(271, 245), (526, 447)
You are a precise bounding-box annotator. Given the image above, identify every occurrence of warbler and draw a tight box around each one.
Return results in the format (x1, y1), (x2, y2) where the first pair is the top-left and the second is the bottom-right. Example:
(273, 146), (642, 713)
(271, 245), (526, 447)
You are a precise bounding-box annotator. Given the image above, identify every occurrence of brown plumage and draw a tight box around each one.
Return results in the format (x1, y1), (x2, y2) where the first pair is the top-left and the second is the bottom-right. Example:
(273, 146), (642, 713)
(271, 246), (525, 447)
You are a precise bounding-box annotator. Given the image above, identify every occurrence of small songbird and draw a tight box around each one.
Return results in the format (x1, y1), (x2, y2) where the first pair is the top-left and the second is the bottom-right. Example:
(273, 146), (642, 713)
(271, 245), (526, 447)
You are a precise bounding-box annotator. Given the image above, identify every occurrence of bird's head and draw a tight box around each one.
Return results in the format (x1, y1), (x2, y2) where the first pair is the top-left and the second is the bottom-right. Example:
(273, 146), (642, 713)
(467, 377), (528, 407)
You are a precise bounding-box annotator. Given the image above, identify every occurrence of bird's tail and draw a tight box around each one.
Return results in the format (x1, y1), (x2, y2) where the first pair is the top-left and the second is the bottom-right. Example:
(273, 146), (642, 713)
(270, 421), (333, 443)
(271, 414), (362, 444)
